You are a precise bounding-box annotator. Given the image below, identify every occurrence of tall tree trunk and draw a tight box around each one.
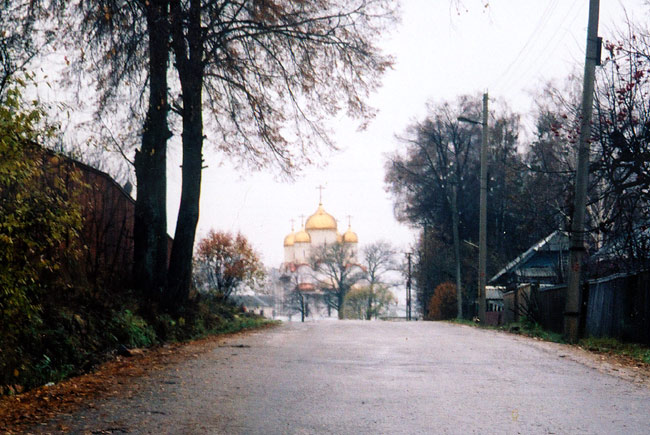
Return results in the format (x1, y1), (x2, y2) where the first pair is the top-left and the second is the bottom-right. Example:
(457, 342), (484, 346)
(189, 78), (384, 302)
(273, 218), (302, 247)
(134, 0), (170, 301)
(366, 284), (374, 320)
(300, 293), (305, 322)
(166, 0), (204, 308)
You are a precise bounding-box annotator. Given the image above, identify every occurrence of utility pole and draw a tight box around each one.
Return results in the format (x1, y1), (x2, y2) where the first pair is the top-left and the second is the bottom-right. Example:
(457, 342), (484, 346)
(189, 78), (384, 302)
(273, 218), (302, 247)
(458, 93), (489, 323)
(478, 92), (488, 324)
(406, 252), (412, 321)
(565, 0), (601, 343)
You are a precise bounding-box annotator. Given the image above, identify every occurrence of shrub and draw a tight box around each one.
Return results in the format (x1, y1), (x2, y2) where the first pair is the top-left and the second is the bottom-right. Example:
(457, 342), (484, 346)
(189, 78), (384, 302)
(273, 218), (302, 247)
(0, 81), (84, 390)
(427, 282), (458, 320)
(112, 310), (157, 348)
(344, 285), (396, 320)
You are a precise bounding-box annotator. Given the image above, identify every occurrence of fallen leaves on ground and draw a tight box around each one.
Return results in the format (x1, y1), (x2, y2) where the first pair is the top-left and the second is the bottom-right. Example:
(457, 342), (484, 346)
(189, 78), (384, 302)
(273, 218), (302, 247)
(0, 326), (273, 434)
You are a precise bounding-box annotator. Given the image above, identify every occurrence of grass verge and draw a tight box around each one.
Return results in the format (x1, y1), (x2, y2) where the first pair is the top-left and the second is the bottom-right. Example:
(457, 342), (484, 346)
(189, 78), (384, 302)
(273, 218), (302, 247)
(579, 337), (650, 366)
(449, 317), (563, 342)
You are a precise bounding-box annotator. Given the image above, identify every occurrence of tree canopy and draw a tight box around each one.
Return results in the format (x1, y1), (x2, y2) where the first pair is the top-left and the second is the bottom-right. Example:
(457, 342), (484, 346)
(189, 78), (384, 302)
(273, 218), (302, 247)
(309, 242), (364, 319)
(193, 229), (265, 299)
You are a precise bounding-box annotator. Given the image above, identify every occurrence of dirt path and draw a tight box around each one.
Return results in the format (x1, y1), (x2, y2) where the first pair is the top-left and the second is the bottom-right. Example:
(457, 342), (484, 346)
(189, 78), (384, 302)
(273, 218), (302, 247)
(5, 321), (650, 434)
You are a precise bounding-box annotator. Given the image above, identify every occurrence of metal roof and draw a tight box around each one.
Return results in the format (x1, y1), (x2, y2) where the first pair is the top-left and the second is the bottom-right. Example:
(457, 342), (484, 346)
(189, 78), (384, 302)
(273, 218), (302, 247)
(489, 231), (568, 284)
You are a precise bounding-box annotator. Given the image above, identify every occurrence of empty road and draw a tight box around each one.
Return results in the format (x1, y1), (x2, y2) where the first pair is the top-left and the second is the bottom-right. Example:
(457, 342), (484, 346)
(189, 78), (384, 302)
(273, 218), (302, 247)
(41, 321), (650, 434)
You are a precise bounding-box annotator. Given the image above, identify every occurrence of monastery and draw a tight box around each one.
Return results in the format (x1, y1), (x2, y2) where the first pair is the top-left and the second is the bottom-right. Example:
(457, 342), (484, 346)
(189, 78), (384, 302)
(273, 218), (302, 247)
(280, 198), (359, 294)
(283, 201), (358, 264)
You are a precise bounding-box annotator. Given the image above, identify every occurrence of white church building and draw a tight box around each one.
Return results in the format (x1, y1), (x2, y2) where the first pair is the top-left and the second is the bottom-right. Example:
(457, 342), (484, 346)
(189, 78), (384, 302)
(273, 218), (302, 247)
(279, 199), (360, 318)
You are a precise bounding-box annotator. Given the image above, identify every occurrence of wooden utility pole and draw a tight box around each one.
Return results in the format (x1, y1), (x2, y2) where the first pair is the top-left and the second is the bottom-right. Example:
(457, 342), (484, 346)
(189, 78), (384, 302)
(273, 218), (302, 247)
(565, 0), (600, 343)
(478, 92), (489, 324)
(406, 252), (412, 321)
(458, 93), (489, 323)
(451, 184), (463, 319)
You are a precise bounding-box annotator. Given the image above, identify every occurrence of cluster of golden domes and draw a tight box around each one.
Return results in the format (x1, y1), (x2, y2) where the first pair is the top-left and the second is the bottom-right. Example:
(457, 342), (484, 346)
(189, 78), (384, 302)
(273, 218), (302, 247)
(283, 225), (309, 246)
(283, 202), (358, 247)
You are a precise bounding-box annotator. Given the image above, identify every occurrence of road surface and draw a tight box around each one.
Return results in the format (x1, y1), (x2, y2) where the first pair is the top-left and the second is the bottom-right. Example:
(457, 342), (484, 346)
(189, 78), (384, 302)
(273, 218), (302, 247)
(40, 321), (650, 434)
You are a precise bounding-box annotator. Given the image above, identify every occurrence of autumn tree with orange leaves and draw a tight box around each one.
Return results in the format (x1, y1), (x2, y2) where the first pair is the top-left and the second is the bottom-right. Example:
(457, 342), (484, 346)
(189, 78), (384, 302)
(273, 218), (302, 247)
(193, 230), (265, 300)
(427, 282), (458, 321)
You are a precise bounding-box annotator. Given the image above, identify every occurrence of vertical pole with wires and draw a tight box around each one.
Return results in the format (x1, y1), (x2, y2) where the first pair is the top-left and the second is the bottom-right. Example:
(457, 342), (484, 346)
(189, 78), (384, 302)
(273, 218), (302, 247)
(564, 0), (601, 343)
(478, 92), (489, 324)
(406, 252), (412, 321)
(457, 93), (489, 323)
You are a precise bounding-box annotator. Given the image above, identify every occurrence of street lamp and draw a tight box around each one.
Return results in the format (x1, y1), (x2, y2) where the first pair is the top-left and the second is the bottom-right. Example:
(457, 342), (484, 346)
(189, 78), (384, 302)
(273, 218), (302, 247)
(457, 93), (488, 324)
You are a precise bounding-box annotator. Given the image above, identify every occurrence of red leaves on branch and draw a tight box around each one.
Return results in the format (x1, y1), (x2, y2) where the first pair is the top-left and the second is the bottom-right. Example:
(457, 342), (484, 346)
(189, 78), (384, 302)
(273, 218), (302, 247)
(194, 230), (265, 297)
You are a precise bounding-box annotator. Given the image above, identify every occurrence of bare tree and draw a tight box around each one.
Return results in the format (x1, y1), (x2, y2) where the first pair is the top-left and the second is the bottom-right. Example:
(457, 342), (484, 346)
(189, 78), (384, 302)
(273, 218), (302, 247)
(18, 0), (395, 308)
(164, 0), (397, 307)
(0, 1), (57, 100)
(360, 240), (398, 320)
(310, 242), (365, 319)
(386, 96), (482, 319)
(41, 0), (173, 300)
(589, 26), (650, 271)
(280, 273), (307, 322)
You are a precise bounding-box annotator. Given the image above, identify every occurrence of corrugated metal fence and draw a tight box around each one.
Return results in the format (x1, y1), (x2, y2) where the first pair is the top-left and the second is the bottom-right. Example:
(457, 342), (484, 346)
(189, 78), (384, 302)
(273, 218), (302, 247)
(502, 271), (650, 344)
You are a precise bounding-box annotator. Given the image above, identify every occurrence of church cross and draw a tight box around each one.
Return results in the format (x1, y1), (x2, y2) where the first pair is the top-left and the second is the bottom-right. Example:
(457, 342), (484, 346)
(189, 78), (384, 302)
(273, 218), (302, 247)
(316, 185), (325, 204)
(290, 218), (295, 231)
(299, 214), (306, 227)
(347, 215), (353, 228)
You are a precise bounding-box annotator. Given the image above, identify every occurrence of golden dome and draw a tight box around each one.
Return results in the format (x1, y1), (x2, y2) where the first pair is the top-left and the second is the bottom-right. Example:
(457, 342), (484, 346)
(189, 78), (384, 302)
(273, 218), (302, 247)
(343, 226), (358, 243)
(305, 203), (337, 231)
(294, 228), (311, 243)
(336, 232), (343, 243)
(283, 231), (295, 247)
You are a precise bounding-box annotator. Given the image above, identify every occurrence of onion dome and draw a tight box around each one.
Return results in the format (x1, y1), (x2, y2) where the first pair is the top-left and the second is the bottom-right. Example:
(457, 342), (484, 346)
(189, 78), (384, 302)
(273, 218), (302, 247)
(343, 225), (358, 243)
(305, 203), (337, 231)
(294, 227), (311, 243)
(336, 232), (343, 243)
(283, 230), (295, 247)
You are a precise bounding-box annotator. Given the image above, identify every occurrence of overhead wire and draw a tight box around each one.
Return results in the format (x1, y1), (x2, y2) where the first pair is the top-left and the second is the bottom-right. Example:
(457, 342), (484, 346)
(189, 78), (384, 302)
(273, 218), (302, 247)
(490, 0), (562, 93)
(503, 0), (585, 94)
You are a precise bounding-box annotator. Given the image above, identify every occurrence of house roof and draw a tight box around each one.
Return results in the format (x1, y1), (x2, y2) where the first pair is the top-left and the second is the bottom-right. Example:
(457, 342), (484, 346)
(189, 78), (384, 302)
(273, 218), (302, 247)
(489, 231), (568, 284)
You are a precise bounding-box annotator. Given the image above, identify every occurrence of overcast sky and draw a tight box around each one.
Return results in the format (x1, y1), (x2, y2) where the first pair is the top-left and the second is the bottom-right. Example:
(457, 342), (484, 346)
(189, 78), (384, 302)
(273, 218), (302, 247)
(173, 0), (646, 268)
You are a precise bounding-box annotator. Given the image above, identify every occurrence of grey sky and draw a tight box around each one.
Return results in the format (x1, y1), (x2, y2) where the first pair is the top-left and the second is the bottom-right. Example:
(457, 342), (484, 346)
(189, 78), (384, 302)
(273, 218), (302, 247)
(181, 0), (645, 268)
(28, 1), (645, 268)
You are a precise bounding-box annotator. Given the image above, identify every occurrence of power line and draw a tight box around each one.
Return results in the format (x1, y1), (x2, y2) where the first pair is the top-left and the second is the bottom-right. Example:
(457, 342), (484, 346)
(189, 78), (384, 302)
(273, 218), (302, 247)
(491, 0), (561, 92)
(501, 1), (584, 94)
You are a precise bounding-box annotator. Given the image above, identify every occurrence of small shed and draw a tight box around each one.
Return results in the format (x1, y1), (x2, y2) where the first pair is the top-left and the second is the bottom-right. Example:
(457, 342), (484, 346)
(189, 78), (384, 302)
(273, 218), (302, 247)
(484, 286), (505, 326)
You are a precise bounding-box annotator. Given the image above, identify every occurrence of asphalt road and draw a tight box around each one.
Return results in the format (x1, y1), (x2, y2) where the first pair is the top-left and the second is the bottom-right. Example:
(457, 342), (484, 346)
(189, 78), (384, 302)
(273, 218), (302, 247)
(41, 321), (650, 434)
